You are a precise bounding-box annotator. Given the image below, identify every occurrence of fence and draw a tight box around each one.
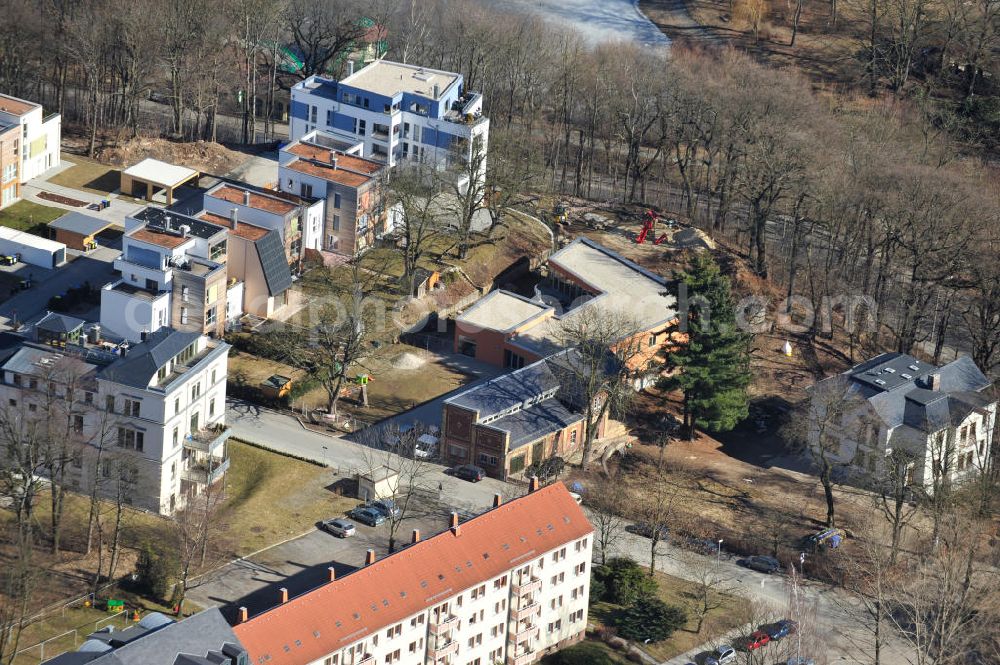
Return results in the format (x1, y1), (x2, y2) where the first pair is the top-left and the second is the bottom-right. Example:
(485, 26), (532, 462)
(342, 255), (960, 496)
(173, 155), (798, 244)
(11, 609), (128, 664)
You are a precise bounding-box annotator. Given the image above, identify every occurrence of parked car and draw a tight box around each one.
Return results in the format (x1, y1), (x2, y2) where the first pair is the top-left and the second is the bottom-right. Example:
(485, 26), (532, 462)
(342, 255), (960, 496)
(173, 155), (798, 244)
(348, 506), (386, 527)
(744, 630), (770, 651)
(742, 555), (781, 574)
(450, 464), (485, 482)
(767, 619), (798, 641)
(414, 434), (439, 459)
(704, 645), (736, 665)
(319, 518), (356, 538)
(626, 522), (669, 540)
(370, 498), (401, 519)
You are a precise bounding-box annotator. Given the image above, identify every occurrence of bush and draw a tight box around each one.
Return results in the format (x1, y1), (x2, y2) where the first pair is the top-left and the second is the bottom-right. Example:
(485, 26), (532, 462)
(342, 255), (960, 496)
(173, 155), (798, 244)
(589, 574), (607, 603)
(615, 597), (687, 643)
(604, 558), (658, 606)
(134, 540), (179, 600)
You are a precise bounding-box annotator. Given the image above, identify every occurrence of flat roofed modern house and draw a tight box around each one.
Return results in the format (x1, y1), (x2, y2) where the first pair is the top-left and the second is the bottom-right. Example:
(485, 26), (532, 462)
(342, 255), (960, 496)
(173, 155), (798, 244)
(278, 130), (391, 257)
(289, 59), (489, 184)
(234, 482), (592, 665)
(809, 352), (996, 489)
(441, 350), (607, 477)
(454, 237), (681, 384)
(40, 608), (247, 665)
(0, 92), (60, 188)
(0, 325), (230, 514)
(0, 120), (20, 209)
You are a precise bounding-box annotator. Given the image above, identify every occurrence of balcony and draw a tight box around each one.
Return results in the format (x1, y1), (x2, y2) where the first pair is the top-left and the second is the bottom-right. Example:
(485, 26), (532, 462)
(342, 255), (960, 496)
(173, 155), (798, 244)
(511, 602), (540, 622)
(429, 614), (459, 635)
(506, 650), (535, 665)
(356, 655), (374, 665)
(508, 624), (540, 643)
(183, 426), (231, 453)
(182, 456), (230, 485)
(428, 639), (458, 659)
(512, 577), (541, 595)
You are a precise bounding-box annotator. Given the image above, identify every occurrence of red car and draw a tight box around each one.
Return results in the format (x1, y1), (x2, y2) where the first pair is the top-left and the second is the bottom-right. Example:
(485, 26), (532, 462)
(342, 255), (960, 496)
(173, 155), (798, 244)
(746, 630), (771, 651)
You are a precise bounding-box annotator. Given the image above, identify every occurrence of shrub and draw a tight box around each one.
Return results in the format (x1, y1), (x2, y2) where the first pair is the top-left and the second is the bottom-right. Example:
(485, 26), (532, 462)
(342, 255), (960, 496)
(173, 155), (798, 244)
(589, 574), (607, 603)
(134, 540), (179, 600)
(604, 558), (658, 606)
(615, 597), (687, 643)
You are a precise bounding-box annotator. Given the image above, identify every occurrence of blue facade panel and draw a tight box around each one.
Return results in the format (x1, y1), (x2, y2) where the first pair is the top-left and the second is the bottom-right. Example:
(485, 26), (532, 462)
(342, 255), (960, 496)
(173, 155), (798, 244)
(290, 100), (308, 121)
(127, 246), (162, 269)
(421, 127), (460, 149)
(332, 113), (355, 133)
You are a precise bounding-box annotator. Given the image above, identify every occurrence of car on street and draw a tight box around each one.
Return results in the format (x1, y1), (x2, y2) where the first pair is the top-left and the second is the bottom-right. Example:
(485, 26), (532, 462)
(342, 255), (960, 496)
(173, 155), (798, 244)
(626, 522), (669, 540)
(370, 498), (401, 519)
(744, 630), (770, 651)
(741, 555), (781, 574)
(414, 434), (438, 459)
(319, 518), (355, 538)
(449, 464), (485, 482)
(767, 619), (798, 640)
(704, 645), (736, 665)
(348, 506), (386, 527)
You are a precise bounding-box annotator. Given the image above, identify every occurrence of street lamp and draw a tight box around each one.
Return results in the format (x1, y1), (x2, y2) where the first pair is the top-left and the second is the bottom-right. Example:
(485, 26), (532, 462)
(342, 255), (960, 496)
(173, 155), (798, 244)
(717, 539), (724, 567)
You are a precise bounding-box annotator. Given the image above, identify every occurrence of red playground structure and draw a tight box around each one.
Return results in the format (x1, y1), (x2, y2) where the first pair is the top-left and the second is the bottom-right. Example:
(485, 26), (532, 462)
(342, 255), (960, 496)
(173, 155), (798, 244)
(636, 209), (660, 244)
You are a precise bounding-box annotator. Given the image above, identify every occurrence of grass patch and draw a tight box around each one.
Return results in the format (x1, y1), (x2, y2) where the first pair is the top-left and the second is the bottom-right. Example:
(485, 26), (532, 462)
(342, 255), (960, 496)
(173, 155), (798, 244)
(540, 640), (631, 665)
(47, 156), (122, 196)
(220, 440), (358, 555)
(589, 570), (749, 662)
(0, 200), (65, 235)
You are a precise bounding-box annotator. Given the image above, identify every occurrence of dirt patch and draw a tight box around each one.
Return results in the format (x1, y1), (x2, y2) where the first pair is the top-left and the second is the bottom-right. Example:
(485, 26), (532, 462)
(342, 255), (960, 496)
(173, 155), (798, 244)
(37, 191), (88, 207)
(393, 352), (427, 370)
(96, 137), (250, 176)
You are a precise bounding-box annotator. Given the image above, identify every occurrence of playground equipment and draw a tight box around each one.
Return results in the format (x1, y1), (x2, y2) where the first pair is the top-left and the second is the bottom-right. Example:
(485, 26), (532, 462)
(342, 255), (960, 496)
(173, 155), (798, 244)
(552, 202), (568, 225)
(635, 209), (660, 244)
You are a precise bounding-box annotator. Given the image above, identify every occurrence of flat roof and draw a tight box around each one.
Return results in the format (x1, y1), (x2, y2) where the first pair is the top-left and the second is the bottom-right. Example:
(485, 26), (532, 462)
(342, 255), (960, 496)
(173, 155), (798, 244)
(197, 212), (269, 241)
(0, 226), (67, 252)
(286, 142), (383, 175)
(285, 159), (372, 188)
(128, 228), (191, 249)
(457, 290), (551, 332)
(208, 184), (297, 215)
(0, 93), (39, 116)
(340, 60), (459, 100)
(123, 158), (199, 188)
(48, 212), (114, 237)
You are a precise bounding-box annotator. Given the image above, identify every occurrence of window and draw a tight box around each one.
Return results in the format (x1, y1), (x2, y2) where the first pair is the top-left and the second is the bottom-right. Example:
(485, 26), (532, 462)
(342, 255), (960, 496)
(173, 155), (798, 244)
(494, 599), (506, 613)
(211, 369), (217, 384)
(309, 105), (317, 124)
(326, 109), (333, 127)
(206, 306), (217, 326)
(191, 412), (200, 432)
(209, 398), (216, 418)
(29, 377), (37, 390)
(175, 398), (181, 414)
(73, 415), (84, 433)
(180, 307), (189, 325)
(181, 285), (190, 302)
(333, 214), (341, 231)
(969, 421), (977, 443)
(117, 427), (145, 452)
(467, 634), (482, 648)
(570, 430), (578, 445)
(509, 454), (525, 475)
(171, 461), (176, 479)
(105, 395), (115, 413)
(384, 649), (400, 664)
(7, 399), (14, 407)
(334, 193), (341, 208)
(356, 119), (366, 136)
(84, 391), (93, 405)
(173, 427), (179, 447)
(648, 334), (657, 347)
(571, 609), (585, 622)
(489, 649), (503, 663)
(123, 399), (141, 417)
(300, 183), (313, 198)
(493, 575), (507, 589)
(28, 403), (37, 413)
(575, 562), (587, 576)
(191, 383), (201, 400)
(385, 624), (401, 639)
(11, 373), (20, 386)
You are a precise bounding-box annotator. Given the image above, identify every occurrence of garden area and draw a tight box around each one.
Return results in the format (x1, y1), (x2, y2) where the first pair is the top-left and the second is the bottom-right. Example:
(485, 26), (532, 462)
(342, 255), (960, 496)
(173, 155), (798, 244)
(46, 155), (122, 196)
(0, 200), (64, 235)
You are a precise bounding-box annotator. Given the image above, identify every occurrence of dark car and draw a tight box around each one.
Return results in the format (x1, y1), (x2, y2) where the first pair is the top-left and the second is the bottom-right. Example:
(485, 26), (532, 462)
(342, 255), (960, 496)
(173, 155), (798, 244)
(450, 464), (485, 482)
(745, 629), (770, 651)
(370, 498), (401, 519)
(742, 555), (781, 574)
(767, 619), (798, 641)
(348, 506), (386, 527)
(319, 518), (356, 538)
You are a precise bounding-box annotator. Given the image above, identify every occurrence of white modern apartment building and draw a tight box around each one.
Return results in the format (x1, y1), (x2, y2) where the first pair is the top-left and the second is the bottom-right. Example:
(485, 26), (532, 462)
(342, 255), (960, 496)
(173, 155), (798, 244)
(809, 352), (996, 490)
(234, 481), (592, 665)
(0, 92), (60, 182)
(289, 60), (489, 183)
(0, 321), (230, 515)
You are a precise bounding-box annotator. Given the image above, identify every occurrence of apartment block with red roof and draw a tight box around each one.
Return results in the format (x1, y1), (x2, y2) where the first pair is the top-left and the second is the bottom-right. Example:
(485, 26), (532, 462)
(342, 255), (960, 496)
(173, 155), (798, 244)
(278, 129), (391, 257)
(233, 481), (593, 665)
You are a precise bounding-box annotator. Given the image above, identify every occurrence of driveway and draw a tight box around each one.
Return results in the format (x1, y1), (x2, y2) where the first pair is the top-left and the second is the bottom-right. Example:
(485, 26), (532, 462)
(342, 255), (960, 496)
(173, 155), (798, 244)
(482, 0), (670, 47)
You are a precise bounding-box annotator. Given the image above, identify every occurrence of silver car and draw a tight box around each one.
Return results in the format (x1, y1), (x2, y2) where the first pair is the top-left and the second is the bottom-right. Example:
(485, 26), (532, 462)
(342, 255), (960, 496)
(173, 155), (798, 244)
(320, 518), (356, 538)
(705, 645), (736, 665)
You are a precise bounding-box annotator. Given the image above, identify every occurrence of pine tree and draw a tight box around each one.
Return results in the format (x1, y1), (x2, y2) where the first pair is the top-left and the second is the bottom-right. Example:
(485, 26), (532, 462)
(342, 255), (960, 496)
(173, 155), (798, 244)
(666, 253), (752, 439)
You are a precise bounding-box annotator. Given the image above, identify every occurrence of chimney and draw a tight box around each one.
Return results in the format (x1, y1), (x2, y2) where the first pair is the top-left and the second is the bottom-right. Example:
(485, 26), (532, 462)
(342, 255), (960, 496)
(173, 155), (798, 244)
(450, 512), (460, 536)
(328, 567), (337, 582)
(237, 607), (248, 624)
(243, 190), (251, 206)
(229, 207), (239, 229)
(329, 151), (337, 168)
(493, 493), (503, 508)
(411, 529), (421, 544)
(347, 60), (355, 76)
(279, 588), (289, 604)
(365, 549), (376, 566)
(928, 373), (941, 391)
(528, 476), (540, 493)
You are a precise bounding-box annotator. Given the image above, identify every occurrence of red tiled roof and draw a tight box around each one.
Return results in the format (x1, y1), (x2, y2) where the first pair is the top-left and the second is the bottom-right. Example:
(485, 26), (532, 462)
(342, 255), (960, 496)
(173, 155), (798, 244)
(210, 185), (297, 215)
(234, 483), (592, 665)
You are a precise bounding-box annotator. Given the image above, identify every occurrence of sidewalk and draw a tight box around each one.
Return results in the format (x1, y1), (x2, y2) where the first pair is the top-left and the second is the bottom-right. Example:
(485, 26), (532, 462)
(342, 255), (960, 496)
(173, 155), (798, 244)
(658, 623), (753, 664)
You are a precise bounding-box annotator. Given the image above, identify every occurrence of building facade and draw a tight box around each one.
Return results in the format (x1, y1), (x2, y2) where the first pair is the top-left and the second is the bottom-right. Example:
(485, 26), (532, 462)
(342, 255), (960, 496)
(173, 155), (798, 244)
(0, 325), (231, 515)
(809, 353), (996, 490)
(0, 122), (20, 209)
(234, 482), (592, 665)
(289, 60), (489, 182)
(441, 351), (605, 479)
(279, 131), (390, 256)
(0, 93), (60, 185)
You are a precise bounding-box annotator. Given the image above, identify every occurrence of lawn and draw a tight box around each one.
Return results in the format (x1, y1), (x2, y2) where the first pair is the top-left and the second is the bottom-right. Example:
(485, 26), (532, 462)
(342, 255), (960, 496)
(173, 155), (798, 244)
(219, 439), (358, 556)
(540, 640), (630, 665)
(47, 155), (122, 196)
(0, 199), (65, 235)
(589, 570), (749, 662)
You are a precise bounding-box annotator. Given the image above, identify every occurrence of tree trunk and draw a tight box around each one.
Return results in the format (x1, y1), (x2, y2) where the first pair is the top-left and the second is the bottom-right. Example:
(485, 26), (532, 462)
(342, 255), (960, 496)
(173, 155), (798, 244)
(791, 0), (803, 45)
(821, 466), (836, 526)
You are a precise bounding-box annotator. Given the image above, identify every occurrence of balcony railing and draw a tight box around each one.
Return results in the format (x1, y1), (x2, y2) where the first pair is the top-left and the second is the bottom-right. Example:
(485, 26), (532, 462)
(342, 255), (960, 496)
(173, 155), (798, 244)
(356, 655), (374, 665)
(183, 426), (231, 453)
(506, 650), (535, 665)
(428, 639), (459, 659)
(182, 456), (230, 485)
(511, 602), (540, 622)
(429, 614), (459, 635)
(508, 624), (540, 643)
(512, 577), (541, 595)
